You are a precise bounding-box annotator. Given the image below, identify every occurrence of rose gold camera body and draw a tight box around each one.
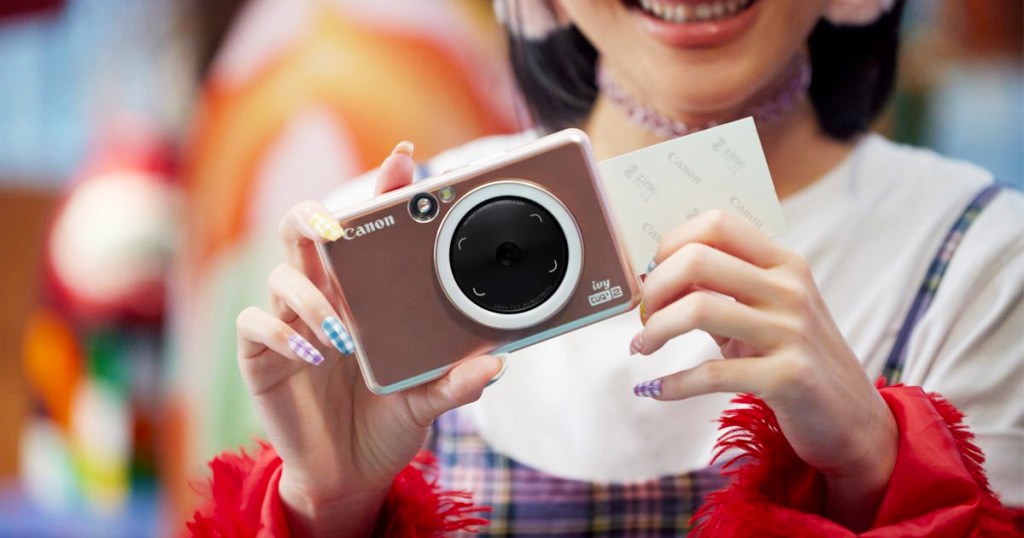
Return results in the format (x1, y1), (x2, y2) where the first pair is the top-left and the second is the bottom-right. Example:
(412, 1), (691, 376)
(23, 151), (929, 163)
(318, 129), (640, 394)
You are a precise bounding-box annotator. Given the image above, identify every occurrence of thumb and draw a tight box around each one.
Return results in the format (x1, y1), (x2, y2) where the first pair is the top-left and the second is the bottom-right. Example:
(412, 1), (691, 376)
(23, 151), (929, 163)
(403, 354), (503, 428)
(375, 141), (416, 195)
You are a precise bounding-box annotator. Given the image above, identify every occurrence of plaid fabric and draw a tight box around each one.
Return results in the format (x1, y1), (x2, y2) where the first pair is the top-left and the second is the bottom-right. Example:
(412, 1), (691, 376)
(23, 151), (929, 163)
(427, 410), (728, 537)
(882, 184), (1003, 384)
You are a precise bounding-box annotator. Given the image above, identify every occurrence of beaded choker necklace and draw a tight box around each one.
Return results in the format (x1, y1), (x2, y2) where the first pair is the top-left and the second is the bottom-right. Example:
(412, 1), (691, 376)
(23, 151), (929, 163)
(595, 57), (812, 139)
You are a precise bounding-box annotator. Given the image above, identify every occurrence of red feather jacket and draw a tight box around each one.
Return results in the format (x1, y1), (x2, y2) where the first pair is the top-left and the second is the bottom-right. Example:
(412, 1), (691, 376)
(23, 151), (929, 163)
(187, 384), (1021, 537)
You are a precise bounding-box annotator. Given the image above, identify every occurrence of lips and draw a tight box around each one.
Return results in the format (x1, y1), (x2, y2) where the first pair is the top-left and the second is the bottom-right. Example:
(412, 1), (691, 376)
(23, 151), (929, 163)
(625, 0), (761, 48)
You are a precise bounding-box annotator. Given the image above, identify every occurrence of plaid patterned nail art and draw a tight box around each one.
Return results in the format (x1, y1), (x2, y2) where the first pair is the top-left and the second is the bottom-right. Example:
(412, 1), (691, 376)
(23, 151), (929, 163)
(633, 379), (662, 398)
(288, 334), (324, 365)
(309, 212), (344, 241)
(322, 316), (355, 355)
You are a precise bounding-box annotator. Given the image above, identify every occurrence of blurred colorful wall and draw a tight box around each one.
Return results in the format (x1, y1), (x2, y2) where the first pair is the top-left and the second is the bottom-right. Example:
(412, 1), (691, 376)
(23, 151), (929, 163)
(0, 0), (1020, 536)
(165, 0), (517, 524)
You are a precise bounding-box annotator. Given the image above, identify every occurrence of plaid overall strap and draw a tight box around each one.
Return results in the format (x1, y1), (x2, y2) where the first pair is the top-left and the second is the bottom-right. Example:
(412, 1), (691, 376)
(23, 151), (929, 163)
(881, 183), (1004, 384)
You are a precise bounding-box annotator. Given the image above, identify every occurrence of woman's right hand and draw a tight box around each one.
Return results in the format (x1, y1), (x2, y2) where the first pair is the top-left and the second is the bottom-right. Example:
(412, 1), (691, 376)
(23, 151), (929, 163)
(235, 142), (503, 538)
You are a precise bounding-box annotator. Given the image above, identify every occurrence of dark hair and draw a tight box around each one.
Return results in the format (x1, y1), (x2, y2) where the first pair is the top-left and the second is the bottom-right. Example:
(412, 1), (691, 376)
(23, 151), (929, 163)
(507, 1), (906, 141)
(190, 0), (249, 77)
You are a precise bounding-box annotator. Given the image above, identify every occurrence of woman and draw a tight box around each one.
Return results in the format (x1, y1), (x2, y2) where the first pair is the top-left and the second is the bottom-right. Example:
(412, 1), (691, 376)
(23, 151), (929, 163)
(190, 0), (1023, 535)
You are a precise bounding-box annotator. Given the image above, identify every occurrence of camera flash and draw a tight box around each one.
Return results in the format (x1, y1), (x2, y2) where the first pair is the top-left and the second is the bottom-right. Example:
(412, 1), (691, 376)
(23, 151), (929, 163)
(438, 186), (455, 203)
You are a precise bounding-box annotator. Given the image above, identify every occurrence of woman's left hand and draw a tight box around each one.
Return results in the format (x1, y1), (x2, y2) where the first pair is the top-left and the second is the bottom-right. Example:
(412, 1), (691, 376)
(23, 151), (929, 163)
(634, 210), (897, 529)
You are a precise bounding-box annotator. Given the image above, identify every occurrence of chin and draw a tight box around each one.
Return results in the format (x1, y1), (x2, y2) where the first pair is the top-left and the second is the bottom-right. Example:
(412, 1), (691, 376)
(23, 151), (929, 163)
(614, 52), (776, 120)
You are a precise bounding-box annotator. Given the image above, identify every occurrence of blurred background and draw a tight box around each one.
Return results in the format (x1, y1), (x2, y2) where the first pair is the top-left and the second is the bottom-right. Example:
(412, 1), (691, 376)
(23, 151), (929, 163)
(0, 0), (1019, 535)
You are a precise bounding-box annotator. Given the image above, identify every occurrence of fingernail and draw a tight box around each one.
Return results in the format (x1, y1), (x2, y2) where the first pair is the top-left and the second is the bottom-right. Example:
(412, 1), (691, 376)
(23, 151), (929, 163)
(288, 334), (324, 365)
(392, 141), (414, 156)
(309, 212), (344, 241)
(486, 353), (510, 388)
(633, 379), (662, 398)
(629, 332), (645, 355)
(322, 316), (355, 355)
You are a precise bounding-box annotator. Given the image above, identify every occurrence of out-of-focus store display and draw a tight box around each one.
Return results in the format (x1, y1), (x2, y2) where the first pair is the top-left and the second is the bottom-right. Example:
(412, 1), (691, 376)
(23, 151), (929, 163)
(0, 0), (1020, 536)
(2, 1), (189, 535)
(895, 0), (1023, 188)
(11, 122), (178, 535)
(0, 0), (192, 184)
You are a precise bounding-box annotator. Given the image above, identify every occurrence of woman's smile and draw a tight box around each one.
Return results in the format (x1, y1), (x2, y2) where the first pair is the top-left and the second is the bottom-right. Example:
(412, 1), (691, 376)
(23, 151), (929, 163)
(635, 0), (756, 23)
(626, 0), (762, 47)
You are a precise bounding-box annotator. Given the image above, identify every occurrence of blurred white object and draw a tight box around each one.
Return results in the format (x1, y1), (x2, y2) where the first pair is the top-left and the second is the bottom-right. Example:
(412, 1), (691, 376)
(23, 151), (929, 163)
(19, 419), (78, 513)
(49, 169), (178, 322)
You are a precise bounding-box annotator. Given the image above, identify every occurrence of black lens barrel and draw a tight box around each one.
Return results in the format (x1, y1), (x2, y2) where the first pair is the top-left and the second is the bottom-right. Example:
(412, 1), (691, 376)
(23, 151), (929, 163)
(449, 196), (568, 314)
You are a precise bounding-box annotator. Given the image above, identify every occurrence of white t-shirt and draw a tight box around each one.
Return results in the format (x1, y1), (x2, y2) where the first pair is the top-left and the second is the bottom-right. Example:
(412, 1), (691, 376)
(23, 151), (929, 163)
(325, 132), (1024, 506)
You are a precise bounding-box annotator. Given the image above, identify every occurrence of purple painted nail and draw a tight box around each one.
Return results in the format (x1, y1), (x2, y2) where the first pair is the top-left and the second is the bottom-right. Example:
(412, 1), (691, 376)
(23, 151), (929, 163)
(288, 334), (324, 365)
(633, 379), (662, 398)
(629, 332), (645, 355)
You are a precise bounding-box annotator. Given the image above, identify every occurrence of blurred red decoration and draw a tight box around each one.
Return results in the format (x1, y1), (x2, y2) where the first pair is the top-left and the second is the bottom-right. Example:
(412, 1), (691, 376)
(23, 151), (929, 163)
(0, 0), (64, 20)
(44, 121), (179, 326)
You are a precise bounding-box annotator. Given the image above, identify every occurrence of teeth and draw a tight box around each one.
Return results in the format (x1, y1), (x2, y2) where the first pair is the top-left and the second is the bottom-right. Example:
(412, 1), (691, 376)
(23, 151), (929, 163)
(638, 0), (752, 23)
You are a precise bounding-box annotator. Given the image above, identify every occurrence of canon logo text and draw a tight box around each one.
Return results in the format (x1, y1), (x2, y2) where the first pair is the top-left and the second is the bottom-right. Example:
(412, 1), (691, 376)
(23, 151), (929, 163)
(343, 215), (396, 239)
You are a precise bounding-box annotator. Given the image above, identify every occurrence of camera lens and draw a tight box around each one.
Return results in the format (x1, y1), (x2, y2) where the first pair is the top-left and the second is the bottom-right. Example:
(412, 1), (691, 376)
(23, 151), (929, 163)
(434, 181), (583, 329)
(495, 242), (521, 267)
(409, 192), (439, 222)
(449, 196), (568, 314)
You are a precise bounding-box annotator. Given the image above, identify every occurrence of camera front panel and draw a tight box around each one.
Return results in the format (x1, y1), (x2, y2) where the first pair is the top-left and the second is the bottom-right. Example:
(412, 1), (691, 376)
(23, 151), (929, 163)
(322, 131), (639, 393)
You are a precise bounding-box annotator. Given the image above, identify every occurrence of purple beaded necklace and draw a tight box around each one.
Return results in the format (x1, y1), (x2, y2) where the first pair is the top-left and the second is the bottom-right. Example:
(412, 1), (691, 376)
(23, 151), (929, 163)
(595, 57), (812, 139)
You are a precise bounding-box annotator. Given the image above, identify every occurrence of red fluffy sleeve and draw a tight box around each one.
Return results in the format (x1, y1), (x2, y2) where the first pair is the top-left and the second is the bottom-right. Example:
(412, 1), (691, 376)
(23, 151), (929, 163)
(186, 444), (488, 537)
(690, 381), (1021, 537)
